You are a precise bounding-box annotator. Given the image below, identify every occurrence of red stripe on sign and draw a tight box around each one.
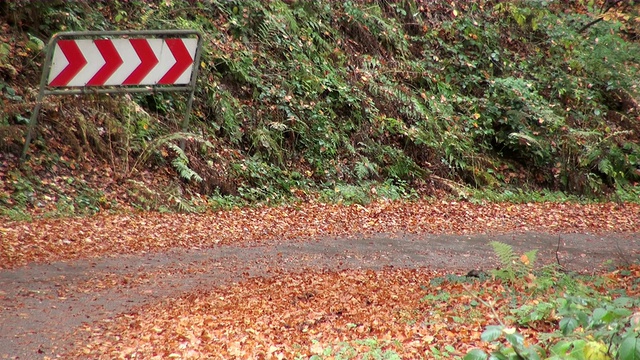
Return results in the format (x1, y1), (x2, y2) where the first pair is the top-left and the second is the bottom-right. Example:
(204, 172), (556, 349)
(49, 40), (88, 87)
(87, 39), (123, 86)
(123, 39), (158, 85)
(158, 39), (193, 84)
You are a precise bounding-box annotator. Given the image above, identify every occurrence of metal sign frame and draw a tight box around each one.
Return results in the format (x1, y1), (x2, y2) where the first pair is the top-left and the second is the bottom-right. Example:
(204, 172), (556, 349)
(22, 30), (204, 159)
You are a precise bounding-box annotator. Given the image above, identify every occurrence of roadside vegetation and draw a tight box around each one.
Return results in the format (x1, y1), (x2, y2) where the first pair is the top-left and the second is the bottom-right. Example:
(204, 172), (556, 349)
(1, 0), (639, 218)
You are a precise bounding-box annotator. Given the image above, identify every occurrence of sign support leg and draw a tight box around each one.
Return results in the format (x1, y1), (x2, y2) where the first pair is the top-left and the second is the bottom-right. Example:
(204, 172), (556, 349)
(21, 82), (50, 162)
(20, 101), (42, 161)
(179, 88), (196, 150)
(21, 34), (57, 162)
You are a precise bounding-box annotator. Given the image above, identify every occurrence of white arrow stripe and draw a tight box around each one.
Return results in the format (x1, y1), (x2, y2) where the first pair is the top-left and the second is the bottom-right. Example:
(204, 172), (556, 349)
(103, 39), (139, 86)
(141, 39), (174, 84)
(48, 44), (70, 84)
(68, 40), (106, 87)
(141, 38), (198, 84)
(176, 38), (199, 84)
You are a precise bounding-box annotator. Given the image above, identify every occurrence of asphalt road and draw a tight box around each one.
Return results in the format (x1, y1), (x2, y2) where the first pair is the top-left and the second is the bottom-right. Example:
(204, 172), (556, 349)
(1, 232), (638, 359)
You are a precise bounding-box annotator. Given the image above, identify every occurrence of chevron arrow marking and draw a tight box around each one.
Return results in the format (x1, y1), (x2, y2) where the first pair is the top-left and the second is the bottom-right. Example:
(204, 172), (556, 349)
(86, 39), (123, 86)
(123, 39), (159, 85)
(158, 39), (194, 85)
(48, 40), (88, 87)
(48, 37), (197, 87)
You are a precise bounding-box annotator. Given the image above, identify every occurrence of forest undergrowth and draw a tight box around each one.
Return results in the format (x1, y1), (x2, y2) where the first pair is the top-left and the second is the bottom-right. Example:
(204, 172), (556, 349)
(0, 0), (639, 217)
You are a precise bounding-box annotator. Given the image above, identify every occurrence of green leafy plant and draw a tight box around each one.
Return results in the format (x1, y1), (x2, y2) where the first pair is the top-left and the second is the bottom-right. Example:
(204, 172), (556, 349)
(130, 132), (213, 181)
(511, 300), (557, 327)
(427, 344), (461, 360)
(548, 295), (640, 360)
(167, 143), (203, 183)
(489, 241), (538, 285)
(465, 325), (546, 360)
(467, 242), (640, 360)
(319, 184), (371, 205)
(304, 337), (402, 360)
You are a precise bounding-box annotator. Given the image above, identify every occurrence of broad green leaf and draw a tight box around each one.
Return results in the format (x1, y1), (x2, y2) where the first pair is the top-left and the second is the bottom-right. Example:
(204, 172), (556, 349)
(15, 115), (30, 124)
(612, 308), (633, 318)
(619, 336), (640, 360)
(592, 308), (607, 322)
(516, 346), (543, 360)
(526, 351), (542, 360)
(481, 325), (504, 342)
(614, 297), (633, 307)
(551, 341), (572, 356)
(464, 349), (488, 360)
(560, 317), (579, 335)
(488, 353), (509, 360)
(505, 331), (524, 347)
(571, 340), (587, 359)
(531, 345), (547, 359)
(577, 311), (591, 327)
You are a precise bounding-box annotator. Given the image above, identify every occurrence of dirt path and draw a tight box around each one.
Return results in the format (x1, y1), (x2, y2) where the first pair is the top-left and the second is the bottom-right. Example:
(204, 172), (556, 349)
(1, 232), (638, 359)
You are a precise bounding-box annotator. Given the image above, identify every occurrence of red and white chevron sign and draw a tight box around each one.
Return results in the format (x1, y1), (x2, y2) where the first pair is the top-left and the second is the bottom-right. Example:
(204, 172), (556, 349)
(47, 38), (198, 87)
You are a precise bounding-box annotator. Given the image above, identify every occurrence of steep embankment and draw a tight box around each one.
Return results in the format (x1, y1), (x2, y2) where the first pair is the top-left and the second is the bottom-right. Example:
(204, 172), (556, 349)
(1, 1), (639, 215)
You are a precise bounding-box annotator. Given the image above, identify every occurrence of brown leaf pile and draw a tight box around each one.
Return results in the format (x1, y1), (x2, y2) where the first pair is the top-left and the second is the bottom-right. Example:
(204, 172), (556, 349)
(67, 266), (640, 359)
(69, 269), (492, 359)
(2, 201), (639, 268)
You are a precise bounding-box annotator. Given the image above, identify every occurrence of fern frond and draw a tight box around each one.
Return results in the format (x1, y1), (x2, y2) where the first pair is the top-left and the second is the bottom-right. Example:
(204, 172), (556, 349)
(582, 147), (603, 167)
(166, 143), (203, 183)
(523, 249), (538, 268)
(568, 129), (602, 140)
(170, 194), (197, 213)
(354, 156), (378, 180)
(166, 142), (187, 160)
(354, 161), (369, 180)
(257, 18), (280, 45)
(269, 121), (288, 131)
(131, 131), (214, 173)
(597, 158), (614, 176)
(308, 30), (333, 52)
(171, 157), (203, 182)
(508, 132), (543, 149)
(251, 127), (283, 164)
(490, 241), (515, 268)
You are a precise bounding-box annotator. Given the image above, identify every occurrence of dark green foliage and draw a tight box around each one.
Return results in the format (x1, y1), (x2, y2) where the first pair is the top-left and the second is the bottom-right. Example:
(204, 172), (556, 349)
(187, 0), (640, 199)
(0, 0), (110, 35)
(4, 0), (640, 204)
